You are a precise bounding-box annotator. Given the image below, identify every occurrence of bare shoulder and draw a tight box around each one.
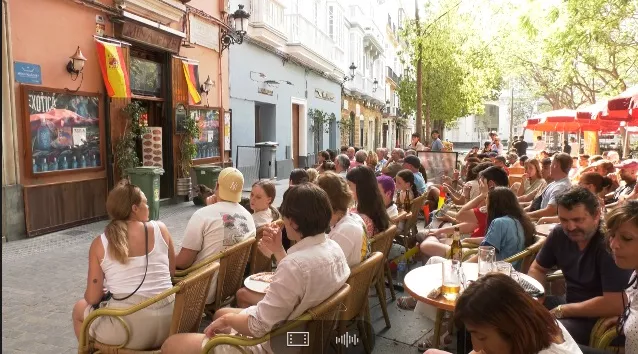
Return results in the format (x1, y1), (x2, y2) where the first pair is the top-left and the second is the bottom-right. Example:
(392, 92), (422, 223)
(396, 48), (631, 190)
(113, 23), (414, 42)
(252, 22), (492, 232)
(90, 235), (105, 257)
(155, 220), (173, 243)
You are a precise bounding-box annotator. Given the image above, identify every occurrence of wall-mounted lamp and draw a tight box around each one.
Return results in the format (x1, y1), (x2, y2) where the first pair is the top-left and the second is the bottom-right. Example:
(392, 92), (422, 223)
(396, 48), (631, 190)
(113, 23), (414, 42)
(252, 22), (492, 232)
(200, 75), (214, 94)
(66, 46), (87, 81)
(372, 78), (379, 92)
(220, 5), (251, 53)
(342, 62), (357, 84)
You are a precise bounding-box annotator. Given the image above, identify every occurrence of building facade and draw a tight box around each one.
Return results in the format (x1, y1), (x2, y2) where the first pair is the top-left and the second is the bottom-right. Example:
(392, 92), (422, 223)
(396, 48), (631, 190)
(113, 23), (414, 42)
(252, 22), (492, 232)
(228, 0), (343, 176)
(444, 103), (500, 147)
(2, 0), (230, 240)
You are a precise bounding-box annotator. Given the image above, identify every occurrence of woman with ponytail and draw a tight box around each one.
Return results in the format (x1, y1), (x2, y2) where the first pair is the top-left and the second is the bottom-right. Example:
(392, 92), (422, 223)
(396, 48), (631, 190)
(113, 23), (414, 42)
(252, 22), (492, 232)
(72, 180), (176, 350)
(250, 180), (281, 227)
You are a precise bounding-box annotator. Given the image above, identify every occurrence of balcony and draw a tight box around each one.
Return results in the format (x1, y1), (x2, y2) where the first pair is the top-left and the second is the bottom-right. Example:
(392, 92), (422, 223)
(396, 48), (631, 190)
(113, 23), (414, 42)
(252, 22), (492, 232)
(363, 24), (384, 58)
(248, 0), (288, 48)
(362, 76), (385, 103)
(285, 14), (335, 72)
(346, 73), (365, 95)
(386, 66), (401, 86)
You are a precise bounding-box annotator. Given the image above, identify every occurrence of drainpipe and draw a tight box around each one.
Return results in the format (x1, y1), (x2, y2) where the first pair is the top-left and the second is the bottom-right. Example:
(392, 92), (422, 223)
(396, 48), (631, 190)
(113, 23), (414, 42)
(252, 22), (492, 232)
(2, 0), (21, 242)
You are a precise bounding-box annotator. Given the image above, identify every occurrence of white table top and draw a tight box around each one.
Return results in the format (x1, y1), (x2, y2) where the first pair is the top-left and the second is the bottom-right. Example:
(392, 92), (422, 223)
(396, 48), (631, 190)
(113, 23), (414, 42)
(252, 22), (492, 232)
(403, 262), (544, 311)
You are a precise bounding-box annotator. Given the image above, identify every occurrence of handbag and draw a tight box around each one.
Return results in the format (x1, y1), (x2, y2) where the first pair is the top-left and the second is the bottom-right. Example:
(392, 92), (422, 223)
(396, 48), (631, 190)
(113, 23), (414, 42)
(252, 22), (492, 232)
(93, 223), (149, 309)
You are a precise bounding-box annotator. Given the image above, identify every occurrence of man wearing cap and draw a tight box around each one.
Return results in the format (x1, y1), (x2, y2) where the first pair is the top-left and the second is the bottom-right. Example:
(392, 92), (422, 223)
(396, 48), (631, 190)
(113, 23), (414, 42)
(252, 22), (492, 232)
(176, 167), (256, 305)
(402, 155), (427, 195)
(605, 159), (638, 206)
(382, 148), (405, 178)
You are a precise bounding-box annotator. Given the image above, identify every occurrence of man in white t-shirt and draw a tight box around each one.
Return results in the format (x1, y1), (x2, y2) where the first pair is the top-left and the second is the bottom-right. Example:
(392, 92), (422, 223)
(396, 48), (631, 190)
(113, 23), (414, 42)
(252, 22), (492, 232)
(176, 167), (256, 304)
(534, 136), (547, 152)
(569, 137), (580, 157)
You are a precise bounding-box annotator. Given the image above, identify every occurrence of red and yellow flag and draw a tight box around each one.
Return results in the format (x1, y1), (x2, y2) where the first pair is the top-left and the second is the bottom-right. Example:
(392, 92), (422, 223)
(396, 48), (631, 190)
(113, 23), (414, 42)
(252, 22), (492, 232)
(182, 61), (202, 105)
(95, 40), (131, 98)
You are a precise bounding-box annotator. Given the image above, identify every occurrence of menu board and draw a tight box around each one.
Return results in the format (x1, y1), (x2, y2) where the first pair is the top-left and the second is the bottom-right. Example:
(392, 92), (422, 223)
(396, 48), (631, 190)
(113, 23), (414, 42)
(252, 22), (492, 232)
(142, 127), (163, 167)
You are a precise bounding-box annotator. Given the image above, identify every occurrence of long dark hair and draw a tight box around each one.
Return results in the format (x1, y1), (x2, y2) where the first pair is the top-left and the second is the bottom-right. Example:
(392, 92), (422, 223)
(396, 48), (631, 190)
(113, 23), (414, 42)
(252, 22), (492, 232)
(486, 187), (535, 247)
(396, 169), (421, 198)
(346, 166), (390, 233)
(454, 273), (562, 354)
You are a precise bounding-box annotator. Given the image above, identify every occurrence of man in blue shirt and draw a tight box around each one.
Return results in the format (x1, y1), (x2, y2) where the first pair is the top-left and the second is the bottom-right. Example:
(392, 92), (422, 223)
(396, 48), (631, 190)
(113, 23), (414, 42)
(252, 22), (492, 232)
(429, 130), (444, 152)
(402, 155), (426, 195)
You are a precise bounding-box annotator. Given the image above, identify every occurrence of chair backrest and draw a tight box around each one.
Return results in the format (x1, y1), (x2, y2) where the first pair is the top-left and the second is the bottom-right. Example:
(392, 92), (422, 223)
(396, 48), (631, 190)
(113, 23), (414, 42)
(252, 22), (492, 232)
(213, 237), (256, 309)
(250, 225), (275, 275)
(370, 225), (398, 259)
(340, 252), (384, 322)
(302, 283), (351, 354)
(403, 194), (427, 235)
(509, 167), (525, 175)
(170, 262), (220, 334)
(390, 211), (407, 225)
(504, 235), (546, 274)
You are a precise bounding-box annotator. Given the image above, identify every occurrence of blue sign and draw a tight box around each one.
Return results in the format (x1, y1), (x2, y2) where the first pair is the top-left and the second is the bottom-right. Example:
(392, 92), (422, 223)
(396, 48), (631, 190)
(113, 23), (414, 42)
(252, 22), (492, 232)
(14, 62), (42, 84)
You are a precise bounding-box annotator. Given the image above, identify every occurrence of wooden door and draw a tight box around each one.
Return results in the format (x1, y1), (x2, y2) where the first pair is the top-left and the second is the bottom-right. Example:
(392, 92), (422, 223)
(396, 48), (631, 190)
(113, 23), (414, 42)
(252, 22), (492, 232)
(255, 105), (261, 142)
(292, 104), (300, 167)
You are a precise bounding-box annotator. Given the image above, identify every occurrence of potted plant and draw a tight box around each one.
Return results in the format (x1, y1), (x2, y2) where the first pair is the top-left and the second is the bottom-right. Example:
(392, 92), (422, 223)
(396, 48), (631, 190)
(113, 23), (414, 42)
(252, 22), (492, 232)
(114, 102), (147, 178)
(177, 112), (200, 196)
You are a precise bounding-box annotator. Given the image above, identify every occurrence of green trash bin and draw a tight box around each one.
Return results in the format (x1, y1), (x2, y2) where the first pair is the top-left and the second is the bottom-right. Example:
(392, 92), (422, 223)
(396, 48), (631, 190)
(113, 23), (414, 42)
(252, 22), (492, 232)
(193, 165), (223, 189)
(127, 166), (165, 220)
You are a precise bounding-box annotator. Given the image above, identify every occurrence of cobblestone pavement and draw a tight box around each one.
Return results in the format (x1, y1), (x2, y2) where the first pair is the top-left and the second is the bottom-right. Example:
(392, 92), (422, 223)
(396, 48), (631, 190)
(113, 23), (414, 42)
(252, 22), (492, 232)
(2, 180), (438, 353)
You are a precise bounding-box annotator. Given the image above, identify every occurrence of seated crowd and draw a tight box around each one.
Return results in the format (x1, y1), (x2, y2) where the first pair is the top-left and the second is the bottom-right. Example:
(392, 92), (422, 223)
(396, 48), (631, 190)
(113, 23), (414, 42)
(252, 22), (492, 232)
(73, 141), (638, 354)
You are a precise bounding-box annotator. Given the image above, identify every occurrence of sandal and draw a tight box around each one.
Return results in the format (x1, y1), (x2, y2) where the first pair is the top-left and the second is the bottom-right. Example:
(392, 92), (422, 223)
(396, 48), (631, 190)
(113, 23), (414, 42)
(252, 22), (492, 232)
(416, 332), (452, 351)
(396, 296), (417, 310)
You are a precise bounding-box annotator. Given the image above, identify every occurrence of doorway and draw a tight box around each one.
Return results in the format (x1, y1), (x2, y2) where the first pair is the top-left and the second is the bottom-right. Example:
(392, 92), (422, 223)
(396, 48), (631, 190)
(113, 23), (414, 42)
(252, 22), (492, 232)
(292, 104), (300, 167)
(129, 48), (172, 199)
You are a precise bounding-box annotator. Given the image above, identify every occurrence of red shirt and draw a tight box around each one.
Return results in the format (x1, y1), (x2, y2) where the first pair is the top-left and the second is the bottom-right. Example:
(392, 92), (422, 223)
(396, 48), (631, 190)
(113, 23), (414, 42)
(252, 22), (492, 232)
(471, 207), (488, 238)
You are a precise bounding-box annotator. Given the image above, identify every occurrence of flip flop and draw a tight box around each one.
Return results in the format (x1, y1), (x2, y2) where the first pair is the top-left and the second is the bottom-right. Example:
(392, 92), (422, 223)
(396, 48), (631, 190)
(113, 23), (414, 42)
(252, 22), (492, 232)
(396, 296), (417, 310)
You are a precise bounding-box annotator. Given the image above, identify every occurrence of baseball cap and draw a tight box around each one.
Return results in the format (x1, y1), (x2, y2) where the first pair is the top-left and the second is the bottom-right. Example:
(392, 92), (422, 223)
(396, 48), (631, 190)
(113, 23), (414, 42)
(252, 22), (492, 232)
(217, 167), (244, 203)
(403, 155), (421, 169)
(614, 159), (638, 170)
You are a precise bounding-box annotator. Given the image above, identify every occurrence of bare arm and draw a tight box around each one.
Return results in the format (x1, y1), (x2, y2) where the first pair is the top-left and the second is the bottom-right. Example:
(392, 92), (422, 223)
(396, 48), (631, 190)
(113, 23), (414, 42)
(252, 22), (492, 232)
(175, 247), (199, 269)
(527, 204), (558, 220)
(85, 237), (106, 305)
(527, 260), (551, 289)
(561, 292), (626, 318)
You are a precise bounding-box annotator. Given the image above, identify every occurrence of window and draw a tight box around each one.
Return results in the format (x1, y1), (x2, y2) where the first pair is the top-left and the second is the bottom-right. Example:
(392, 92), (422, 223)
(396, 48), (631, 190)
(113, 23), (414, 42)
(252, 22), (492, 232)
(130, 57), (162, 97)
(328, 6), (334, 39)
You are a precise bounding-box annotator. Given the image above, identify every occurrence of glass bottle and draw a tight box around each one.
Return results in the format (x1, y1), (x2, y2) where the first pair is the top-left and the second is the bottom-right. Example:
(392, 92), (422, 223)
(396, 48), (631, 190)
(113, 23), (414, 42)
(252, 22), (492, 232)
(32, 158), (38, 173)
(49, 157), (57, 171)
(41, 158), (48, 172)
(450, 226), (463, 262)
(395, 190), (402, 211)
(60, 156), (68, 170)
(403, 190), (411, 212)
(72, 156), (78, 169)
(80, 155), (87, 168)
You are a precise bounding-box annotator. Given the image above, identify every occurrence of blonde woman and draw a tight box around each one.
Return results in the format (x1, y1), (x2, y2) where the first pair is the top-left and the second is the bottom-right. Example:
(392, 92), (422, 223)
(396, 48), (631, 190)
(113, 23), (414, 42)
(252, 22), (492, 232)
(72, 180), (176, 350)
(305, 168), (318, 183)
(366, 150), (379, 172)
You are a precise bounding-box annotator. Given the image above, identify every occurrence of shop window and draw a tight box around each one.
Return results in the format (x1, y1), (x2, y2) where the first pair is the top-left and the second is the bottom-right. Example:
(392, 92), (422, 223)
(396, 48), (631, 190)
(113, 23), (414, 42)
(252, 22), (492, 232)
(23, 86), (104, 176)
(130, 55), (163, 97)
(191, 107), (221, 159)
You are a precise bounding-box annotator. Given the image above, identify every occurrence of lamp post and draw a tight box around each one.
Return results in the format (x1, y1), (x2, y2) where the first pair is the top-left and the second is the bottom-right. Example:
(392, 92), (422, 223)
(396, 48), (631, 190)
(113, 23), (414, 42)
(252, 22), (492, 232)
(220, 5), (251, 53)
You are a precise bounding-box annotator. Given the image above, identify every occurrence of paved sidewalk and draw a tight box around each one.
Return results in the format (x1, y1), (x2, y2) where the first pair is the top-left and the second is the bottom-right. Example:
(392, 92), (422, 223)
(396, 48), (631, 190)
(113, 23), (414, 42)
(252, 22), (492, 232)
(1, 180), (437, 353)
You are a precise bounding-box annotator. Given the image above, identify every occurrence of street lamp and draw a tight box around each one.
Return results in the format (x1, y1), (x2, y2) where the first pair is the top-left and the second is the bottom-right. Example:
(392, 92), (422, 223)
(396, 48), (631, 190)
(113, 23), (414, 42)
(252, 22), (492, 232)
(372, 78), (379, 92)
(342, 62), (357, 83)
(221, 5), (251, 53)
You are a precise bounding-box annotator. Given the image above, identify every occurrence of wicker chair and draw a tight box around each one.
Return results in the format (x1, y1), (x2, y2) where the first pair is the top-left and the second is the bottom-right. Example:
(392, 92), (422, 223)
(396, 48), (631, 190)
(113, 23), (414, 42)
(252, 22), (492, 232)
(78, 262), (219, 354)
(201, 284), (351, 354)
(173, 238), (256, 316)
(337, 252), (384, 354)
(369, 225), (399, 329)
(396, 194), (427, 249)
(460, 235), (546, 273)
(589, 318), (621, 350)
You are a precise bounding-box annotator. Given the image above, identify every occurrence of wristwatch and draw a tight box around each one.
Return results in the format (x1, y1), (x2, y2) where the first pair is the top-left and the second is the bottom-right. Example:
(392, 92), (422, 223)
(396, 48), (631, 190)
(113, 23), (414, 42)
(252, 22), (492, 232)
(554, 305), (564, 319)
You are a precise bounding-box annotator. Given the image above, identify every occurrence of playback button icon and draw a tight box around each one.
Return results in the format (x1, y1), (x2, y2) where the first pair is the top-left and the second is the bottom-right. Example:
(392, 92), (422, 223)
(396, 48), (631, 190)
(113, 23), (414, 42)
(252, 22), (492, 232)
(286, 332), (309, 347)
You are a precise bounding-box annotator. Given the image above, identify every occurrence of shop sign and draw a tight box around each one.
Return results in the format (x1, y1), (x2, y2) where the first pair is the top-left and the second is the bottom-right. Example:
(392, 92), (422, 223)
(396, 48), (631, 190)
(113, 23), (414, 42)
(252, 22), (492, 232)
(258, 88), (274, 96)
(121, 22), (181, 53)
(14, 62), (42, 84)
(315, 88), (335, 102)
(189, 14), (219, 51)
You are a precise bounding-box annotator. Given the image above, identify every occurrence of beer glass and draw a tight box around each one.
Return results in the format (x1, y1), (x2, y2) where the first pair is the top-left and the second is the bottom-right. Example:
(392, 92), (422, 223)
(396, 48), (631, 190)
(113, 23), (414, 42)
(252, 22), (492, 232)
(493, 261), (512, 276)
(441, 259), (463, 301)
(477, 246), (495, 277)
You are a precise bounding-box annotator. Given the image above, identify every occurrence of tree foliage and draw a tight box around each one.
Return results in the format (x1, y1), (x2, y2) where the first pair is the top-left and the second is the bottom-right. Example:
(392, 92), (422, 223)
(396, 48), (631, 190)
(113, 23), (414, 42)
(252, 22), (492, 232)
(398, 0), (503, 138)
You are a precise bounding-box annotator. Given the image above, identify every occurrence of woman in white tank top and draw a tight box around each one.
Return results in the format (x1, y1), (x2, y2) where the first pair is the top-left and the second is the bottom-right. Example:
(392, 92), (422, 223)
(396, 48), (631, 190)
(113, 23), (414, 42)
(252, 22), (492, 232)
(71, 180), (176, 350)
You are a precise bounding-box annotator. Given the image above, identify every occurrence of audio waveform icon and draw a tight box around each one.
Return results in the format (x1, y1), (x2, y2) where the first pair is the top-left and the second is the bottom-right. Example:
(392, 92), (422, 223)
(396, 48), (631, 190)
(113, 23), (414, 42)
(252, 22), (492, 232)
(335, 332), (359, 348)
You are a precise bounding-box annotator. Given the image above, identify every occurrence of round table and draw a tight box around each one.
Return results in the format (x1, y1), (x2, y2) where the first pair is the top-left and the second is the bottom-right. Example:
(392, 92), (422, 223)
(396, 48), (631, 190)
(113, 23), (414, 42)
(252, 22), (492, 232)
(403, 262), (544, 348)
(535, 223), (558, 237)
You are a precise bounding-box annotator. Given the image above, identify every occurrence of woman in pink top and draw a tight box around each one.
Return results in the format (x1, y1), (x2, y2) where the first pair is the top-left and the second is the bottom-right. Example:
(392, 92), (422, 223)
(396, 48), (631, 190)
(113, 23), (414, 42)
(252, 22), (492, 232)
(346, 166), (391, 237)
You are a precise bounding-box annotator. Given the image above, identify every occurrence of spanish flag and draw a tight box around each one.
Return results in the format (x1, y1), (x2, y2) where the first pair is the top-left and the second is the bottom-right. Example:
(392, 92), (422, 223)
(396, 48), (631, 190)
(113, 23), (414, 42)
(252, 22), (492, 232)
(95, 40), (131, 98)
(182, 61), (202, 105)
